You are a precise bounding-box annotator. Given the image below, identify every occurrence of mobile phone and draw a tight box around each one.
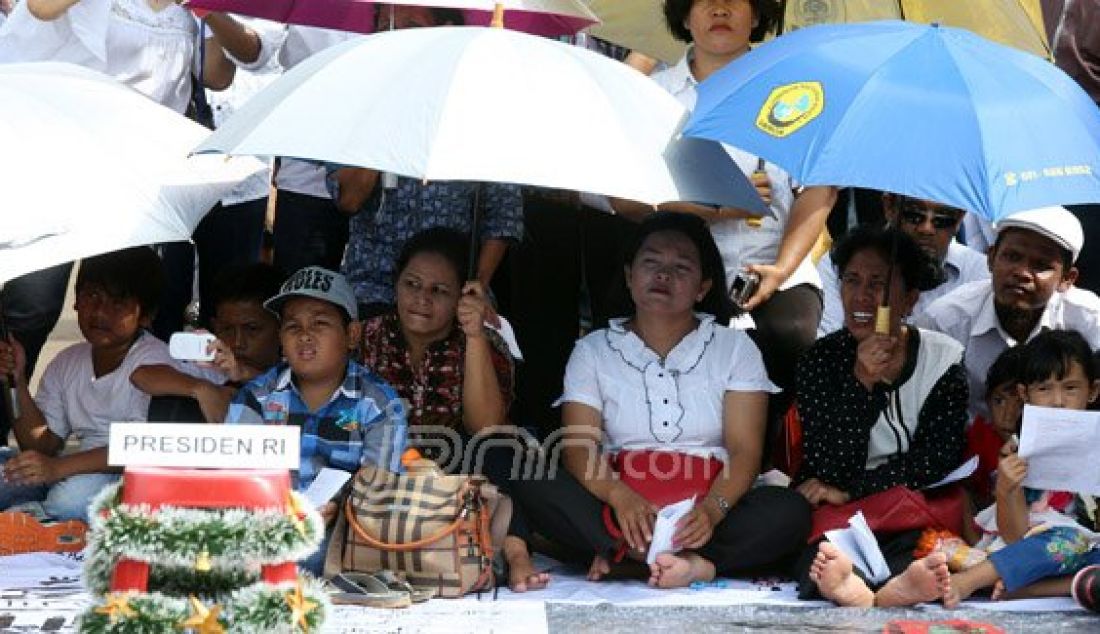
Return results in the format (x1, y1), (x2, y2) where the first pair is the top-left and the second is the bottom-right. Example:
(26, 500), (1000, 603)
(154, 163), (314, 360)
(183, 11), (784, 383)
(729, 272), (760, 309)
(168, 332), (217, 362)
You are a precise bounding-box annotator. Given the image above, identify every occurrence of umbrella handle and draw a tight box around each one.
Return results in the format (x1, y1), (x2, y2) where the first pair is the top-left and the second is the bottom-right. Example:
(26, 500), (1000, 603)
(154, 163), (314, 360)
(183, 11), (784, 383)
(875, 306), (891, 335)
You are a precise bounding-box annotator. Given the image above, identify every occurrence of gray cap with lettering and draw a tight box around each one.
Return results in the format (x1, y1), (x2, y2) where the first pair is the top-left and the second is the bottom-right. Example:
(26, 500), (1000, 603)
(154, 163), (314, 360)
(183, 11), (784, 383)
(264, 266), (359, 320)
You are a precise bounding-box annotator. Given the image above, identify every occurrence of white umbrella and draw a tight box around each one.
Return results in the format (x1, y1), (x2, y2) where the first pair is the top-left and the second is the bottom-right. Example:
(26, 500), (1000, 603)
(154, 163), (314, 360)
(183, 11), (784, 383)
(0, 62), (264, 283)
(195, 25), (765, 213)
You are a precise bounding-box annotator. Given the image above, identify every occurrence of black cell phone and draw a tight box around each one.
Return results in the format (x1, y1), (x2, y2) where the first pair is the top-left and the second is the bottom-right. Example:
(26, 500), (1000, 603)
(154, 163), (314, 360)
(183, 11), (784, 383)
(730, 271), (760, 309)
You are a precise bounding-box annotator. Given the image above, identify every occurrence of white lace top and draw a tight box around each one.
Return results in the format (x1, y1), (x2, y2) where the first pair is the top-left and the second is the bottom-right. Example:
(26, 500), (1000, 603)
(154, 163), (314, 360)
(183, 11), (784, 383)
(560, 314), (778, 462)
(0, 0), (203, 113)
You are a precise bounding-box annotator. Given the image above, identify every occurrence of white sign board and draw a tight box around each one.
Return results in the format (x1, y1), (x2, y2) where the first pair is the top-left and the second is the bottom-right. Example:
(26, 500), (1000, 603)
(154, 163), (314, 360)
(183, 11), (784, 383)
(108, 422), (300, 469)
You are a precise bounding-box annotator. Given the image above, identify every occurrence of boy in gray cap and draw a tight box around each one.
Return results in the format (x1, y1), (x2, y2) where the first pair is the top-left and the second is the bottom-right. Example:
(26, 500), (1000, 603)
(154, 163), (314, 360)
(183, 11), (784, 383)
(225, 266), (408, 575)
(916, 206), (1100, 418)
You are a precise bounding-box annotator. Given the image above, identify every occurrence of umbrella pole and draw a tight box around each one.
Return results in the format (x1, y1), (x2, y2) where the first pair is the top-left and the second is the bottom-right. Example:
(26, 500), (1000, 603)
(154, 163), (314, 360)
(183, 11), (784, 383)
(0, 294), (21, 421)
(468, 186), (482, 282)
(875, 229), (899, 335)
(491, 3), (504, 28)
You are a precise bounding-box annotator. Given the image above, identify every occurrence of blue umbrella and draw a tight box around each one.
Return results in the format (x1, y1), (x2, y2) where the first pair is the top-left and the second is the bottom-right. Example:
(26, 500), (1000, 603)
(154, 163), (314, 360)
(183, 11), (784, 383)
(683, 20), (1100, 221)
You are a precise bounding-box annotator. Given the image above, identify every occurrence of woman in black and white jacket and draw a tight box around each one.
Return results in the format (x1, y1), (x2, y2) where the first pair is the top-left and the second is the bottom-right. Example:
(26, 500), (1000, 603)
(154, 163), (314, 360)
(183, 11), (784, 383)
(794, 226), (969, 608)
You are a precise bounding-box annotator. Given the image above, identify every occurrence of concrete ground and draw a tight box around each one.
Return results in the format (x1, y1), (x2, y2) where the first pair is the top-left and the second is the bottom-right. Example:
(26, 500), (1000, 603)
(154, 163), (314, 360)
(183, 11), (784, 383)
(544, 603), (1098, 633)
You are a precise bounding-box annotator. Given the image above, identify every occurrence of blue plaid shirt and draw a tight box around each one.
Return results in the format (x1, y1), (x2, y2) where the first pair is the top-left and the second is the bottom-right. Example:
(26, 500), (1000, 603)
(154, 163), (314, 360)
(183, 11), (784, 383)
(327, 171), (524, 305)
(226, 360), (408, 490)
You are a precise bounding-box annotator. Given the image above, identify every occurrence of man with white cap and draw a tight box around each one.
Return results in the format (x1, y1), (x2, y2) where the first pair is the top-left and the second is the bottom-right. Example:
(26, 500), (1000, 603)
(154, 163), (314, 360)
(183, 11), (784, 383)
(915, 206), (1100, 418)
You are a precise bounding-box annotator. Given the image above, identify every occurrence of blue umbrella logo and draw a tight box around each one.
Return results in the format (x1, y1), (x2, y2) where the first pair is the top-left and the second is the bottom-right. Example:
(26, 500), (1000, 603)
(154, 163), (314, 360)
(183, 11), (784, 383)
(755, 81), (824, 138)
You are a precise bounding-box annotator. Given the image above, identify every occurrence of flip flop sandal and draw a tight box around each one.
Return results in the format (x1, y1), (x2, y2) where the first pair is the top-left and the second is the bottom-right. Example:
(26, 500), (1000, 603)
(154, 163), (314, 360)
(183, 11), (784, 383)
(372, 570), (436, 603)
(326, 573), (411, 608)
(0, 511), (87, 555)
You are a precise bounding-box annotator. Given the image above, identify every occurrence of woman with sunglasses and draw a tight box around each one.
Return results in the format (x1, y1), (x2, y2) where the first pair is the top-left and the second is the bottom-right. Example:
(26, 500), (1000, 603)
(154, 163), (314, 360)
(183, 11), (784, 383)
(794, 226), (971, 607)
(817, 194), (989, 336)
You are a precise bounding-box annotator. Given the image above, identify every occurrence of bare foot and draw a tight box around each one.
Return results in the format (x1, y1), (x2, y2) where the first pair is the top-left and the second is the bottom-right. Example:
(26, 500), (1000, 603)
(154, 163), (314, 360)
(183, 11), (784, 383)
(647, 552), (715, 589)
(503, 538), (550, 593)
(877, 553), (950, 607)
(809, 541), (874, 607)
(587, 554), (611, 582)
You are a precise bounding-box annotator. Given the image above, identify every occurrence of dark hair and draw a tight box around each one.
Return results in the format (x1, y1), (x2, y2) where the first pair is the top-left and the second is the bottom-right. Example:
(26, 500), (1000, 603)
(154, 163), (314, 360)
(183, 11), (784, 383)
(831, 225), (943, 292)
(394, 226), (470, 286)
(431, 8), (464, 25)
(211, 263), (286, 311)
(620, 212), (733, 323)
(1018, 329), (1097, 386)
(992, 228), (1073, 273)
(986, 344), (1026, 396)
(75, 246), (164, 319)
(376, 6), (465, 28)
(663, 0), (778, 44)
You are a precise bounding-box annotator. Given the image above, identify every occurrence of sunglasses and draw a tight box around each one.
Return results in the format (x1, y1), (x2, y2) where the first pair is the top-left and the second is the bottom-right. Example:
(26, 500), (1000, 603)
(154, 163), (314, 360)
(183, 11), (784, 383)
(897, 207), (961, 231)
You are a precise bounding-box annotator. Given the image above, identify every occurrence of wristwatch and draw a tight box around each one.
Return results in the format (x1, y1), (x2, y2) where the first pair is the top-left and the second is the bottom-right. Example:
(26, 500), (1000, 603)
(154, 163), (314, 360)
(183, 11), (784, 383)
(707, 493), (731, 517)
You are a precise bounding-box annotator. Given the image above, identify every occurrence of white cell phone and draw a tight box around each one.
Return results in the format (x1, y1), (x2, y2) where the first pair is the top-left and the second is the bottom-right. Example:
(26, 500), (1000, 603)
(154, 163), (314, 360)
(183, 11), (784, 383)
(168, 332), (217, 362)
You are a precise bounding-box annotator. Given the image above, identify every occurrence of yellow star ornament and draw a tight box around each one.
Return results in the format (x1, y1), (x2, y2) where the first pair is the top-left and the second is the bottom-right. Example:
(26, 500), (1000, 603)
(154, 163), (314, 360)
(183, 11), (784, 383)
(177, 595), (225, 634)
(94, 593), (137, 623)
(286, 492), (309, 538)
(284, 580), (319, 632)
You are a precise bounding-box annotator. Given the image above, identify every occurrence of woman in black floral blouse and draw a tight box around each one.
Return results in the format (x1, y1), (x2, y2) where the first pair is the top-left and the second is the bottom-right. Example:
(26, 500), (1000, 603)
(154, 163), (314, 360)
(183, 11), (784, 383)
(793, 226), (969, 607)
(358, 227), (547, 593)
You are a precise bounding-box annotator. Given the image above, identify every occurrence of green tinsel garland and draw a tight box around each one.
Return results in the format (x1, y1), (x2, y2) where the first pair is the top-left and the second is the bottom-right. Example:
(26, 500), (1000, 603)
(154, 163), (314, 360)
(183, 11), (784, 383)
(77, 579), (329, 634)
(80, 481), (330, 632)
(84, 482), (323, 595)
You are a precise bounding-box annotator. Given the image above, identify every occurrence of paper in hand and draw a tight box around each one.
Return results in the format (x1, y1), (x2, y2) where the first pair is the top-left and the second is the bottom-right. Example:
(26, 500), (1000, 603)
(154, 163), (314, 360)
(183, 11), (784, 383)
(1019, 404), (1100, 496)
(824, 511), (890, 585)
(646, 496), (696, 565)
(303, 468), (352, 509)
(924, 455), (979, 490)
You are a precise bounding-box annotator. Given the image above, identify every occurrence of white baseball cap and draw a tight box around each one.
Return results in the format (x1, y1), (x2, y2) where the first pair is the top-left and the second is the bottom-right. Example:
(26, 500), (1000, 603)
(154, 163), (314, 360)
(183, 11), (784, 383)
(264, 266), (359, 320)
(995, 206), (1084, 263)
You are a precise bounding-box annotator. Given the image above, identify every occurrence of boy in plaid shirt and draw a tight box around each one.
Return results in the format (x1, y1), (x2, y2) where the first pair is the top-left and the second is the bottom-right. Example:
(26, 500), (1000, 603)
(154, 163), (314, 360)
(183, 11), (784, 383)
(226, 266), (408, 574)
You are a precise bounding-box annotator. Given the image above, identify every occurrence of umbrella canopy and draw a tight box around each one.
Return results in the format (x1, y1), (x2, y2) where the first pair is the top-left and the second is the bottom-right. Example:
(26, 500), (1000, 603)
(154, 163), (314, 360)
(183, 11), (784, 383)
(683, 21), (1100, 221)
(585, 0), (1049, 66)
(186, 0), (598, 38)
(196, 25), (767, 213)
(781, 0), (1050, 59)
(0, 62), (263, 283)
(585, 0), (684, 65)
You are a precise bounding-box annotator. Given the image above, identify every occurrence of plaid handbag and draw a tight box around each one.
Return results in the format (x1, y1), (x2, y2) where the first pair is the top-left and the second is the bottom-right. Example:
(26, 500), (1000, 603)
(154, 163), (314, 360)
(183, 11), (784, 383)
(328, 463), (510, 598)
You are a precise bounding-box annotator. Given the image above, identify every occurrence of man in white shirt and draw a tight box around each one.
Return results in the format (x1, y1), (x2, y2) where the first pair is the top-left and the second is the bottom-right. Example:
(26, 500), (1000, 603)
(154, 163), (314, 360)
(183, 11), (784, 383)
(914, 206), (1100, 418)
(818, 193), (988, 337)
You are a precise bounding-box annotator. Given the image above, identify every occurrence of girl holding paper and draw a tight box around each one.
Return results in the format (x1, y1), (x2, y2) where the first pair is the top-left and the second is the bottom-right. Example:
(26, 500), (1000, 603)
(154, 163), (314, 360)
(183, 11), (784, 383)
(945, 329), (1100, 607)
(513, 213), (810, 588)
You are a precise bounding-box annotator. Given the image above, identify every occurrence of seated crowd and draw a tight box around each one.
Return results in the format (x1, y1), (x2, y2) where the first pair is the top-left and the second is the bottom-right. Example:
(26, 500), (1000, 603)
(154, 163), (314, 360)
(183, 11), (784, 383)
(0, 0), (1098, 614)
(1, 201), (1098, 610)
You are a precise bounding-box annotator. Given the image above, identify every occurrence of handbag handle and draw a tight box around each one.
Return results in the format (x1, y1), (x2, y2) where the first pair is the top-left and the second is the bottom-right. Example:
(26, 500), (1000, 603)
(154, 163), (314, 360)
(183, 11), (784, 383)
(343, 492), (469, 552)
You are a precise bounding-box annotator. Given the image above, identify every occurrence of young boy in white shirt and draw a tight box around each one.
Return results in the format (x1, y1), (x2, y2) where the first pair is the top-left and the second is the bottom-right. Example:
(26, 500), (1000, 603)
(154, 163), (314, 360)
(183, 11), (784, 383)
(0, 247), (172, 542)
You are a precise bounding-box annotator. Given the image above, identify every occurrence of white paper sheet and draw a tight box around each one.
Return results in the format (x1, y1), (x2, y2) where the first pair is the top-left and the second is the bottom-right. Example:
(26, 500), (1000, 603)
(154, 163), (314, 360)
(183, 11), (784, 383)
(645, 497), (696, 565)
(303, 467), (352, 509)
(824, 511), (890, 585)
(924, 455), (979, 490)
(327, 598), (548, 633)
(486, 315), (524, 360)
(1018, 404), (1100, 495)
